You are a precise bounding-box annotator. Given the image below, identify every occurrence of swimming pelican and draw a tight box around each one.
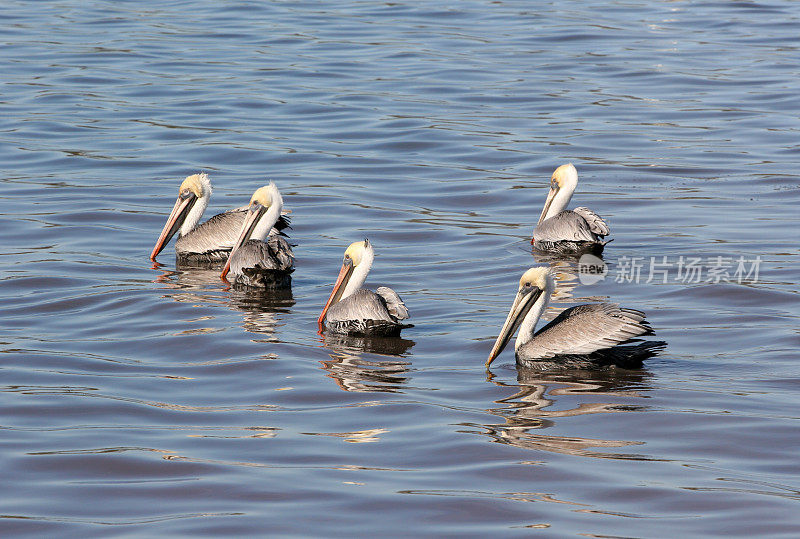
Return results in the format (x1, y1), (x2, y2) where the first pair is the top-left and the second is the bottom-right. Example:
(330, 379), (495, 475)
(150, 173), (289, 265)
(220, 183), (294, 288)
(532, 164), (609, 253)
(487, 267), (658, 370)
(318, 239), (412, 336)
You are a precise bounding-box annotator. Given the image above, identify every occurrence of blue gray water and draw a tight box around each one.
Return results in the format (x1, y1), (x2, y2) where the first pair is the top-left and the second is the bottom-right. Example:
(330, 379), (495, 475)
(1, 1), (799, 536)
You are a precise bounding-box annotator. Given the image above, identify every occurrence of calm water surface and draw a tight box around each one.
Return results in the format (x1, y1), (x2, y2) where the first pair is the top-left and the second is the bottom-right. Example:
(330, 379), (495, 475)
(1, 1), (799, 536)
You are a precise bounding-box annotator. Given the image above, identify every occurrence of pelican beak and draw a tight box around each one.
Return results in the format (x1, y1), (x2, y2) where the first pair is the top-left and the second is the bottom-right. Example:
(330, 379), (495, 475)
(486, 285), (542, 367)
(150, 191), (197, 260)
(318, 257), (354, 329)
(537, 184), (559, 226)
(221, 202), (265, 280)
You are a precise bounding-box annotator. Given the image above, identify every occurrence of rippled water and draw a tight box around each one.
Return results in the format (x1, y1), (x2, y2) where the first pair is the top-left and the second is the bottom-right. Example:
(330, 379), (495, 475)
(2, 1), (799, 535)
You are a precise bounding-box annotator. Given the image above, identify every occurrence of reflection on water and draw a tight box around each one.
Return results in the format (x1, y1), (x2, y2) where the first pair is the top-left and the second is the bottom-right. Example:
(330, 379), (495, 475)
(3, 0), (799, 534)
(401, 487), (588, 511)
(320, 333), (414, 392)
(152, 267), (228, 305)
(529, 248), (605, 304)
(228, 288), (294, 339)
(153, 266), (295, 338)
(477, 368), (660, 460)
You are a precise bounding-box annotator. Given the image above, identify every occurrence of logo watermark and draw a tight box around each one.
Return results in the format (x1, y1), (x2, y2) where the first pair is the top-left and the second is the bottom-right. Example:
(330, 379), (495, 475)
(577, 255), (761, 285)
(577, 254), (607, 285)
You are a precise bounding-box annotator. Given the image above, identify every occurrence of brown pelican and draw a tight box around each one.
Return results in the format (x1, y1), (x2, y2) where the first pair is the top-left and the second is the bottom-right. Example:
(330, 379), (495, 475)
(150, 173), (289, 265)
(318, 239), (412, 337)
(487, 267), (659, 370)
(220, 183), (294, 288)
(532, 164), (610, 253)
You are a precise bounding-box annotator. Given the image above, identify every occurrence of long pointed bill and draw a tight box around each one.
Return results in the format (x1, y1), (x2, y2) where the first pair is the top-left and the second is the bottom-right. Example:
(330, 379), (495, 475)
(150, 193), (197, 260)
(537, 186), (559, 226)
(317, 259), (354, 330)
(486, 286), (542, 367)
(221, 204), (265, 280)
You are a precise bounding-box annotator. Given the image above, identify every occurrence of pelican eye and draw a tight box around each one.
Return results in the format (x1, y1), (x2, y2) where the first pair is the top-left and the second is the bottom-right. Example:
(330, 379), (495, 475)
(524, 282), (531, 287)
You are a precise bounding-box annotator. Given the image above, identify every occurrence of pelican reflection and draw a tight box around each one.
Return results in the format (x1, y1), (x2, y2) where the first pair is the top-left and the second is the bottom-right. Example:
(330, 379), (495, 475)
(475, 368), (660, 460)
(320, 333), (415, 393)
(152, 266), (294, 337)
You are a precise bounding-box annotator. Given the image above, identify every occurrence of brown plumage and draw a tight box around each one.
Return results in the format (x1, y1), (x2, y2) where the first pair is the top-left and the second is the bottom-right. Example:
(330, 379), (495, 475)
(151, 173), (289, 267)
(221, 183), (294, 288)
(532, 164), (610, 253)
(487, 268), (662, 370)
(318, 240), (412, 337)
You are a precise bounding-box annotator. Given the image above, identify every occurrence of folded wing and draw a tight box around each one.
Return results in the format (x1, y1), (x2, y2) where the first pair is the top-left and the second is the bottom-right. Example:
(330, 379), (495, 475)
(520, 303), (653, 359)
(572, 206), (609, 237)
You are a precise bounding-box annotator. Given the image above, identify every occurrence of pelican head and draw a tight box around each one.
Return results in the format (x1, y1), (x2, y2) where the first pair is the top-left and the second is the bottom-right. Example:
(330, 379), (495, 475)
(318, 239), (375, 328)
(486, 267), (554, 367)
(221, 182), (284, 280)
(537, 163), (578, 225)
(150, 173), (212, 260)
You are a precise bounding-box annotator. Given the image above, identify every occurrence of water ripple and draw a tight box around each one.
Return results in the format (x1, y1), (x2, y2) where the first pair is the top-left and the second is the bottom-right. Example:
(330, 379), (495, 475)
(1, 0), (798, 536)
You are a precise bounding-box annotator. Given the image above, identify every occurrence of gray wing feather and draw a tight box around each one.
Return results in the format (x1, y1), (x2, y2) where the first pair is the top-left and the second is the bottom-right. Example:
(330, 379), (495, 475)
(534, 210), (598, 243)
(572, 207), (609, 237)
(326, 289), (396, 324)
(176, 209), (245, 256)
(276, 212), (291, 233)
(375, 287), (410, 321)
(176, 208), (291, 256)
(519, 303), (652, 360)
(229, 236), (294, 276)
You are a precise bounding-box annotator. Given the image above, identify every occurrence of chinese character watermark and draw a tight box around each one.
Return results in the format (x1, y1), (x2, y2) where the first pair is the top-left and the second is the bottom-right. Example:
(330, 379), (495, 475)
(577, 255), (761, 285)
